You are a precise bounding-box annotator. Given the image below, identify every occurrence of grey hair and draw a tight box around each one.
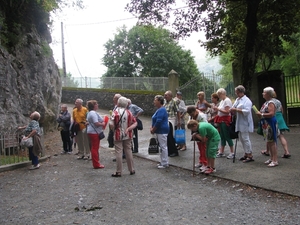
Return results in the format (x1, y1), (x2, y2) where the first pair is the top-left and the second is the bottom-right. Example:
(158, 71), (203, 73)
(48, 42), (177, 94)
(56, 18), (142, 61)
(235, 85), (246, 93)
(32, 111), (41, 121)
(76, 98), (83, 104)
(155, 95), (165, 105)
(118, 96), (129, 108)
(216, 88), (226, 95)
(61, 104), (67, 108)
(263, 87), (275, 97)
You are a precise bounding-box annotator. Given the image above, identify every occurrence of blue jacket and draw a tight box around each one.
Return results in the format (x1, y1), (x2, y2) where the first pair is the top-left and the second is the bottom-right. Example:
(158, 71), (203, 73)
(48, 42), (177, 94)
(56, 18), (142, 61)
(152, 107), (169, 134)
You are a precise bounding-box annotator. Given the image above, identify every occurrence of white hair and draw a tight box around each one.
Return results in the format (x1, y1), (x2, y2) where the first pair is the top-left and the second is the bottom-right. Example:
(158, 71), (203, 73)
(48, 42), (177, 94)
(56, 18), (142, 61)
(118, 97), (129, 108)
(216, 88), (226, 95)
(263, 87), (275, 97)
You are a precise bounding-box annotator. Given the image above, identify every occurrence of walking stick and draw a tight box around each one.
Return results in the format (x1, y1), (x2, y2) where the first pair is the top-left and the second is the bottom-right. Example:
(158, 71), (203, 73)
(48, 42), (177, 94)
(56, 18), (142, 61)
(233, 138), (238, 163)
(193, 140), (196, 176)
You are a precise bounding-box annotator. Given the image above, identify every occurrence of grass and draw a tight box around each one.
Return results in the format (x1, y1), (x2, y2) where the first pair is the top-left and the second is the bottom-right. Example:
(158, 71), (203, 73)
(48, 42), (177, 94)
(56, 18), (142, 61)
(0, 155), (29, 166)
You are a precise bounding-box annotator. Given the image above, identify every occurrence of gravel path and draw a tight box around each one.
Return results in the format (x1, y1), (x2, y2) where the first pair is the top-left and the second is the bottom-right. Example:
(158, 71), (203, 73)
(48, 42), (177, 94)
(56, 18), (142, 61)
(0, 131), (300, 225)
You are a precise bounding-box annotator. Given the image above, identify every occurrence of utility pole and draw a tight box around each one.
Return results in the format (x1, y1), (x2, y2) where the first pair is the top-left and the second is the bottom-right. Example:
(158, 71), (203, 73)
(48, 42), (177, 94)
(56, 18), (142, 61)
(61, 22), (67, 79)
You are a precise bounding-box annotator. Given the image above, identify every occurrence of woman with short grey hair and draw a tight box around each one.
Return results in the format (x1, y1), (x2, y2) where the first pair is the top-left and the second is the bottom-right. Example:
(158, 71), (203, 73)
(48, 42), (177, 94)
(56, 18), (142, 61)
(109, 97), (137, 177)
(256, 86), (279, 167)
(230, 85), (254, 162)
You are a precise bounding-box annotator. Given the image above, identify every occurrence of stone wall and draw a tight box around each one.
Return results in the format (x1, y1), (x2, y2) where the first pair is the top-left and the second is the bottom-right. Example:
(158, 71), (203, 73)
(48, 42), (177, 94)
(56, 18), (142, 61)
(62, 89), (164, 116)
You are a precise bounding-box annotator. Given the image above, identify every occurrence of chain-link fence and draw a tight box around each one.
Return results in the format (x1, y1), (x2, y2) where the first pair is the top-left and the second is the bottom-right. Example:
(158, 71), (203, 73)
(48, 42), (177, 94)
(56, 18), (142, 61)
(62, 77), (169, 91)
(178, 73), (235, 104)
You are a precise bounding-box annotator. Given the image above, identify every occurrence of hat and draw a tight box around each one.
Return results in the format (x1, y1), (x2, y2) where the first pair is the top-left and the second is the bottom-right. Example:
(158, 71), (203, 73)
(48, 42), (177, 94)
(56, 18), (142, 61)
(176, 91), (182, 95)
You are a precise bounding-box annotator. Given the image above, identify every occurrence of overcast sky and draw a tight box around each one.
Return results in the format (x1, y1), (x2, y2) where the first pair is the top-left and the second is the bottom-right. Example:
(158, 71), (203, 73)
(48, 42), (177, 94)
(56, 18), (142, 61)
(50, 0), (213, 78)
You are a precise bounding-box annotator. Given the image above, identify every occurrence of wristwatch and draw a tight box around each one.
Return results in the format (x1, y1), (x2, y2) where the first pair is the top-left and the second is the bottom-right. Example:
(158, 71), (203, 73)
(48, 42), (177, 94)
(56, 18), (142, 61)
(261, 113), (264, 118)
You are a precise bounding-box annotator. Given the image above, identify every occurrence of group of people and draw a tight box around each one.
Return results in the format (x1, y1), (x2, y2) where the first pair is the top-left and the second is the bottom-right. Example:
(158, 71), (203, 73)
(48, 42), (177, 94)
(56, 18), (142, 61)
(56, 95), (143, 177)
(20, 85), (290, 174)
(152, 85), (290, 174)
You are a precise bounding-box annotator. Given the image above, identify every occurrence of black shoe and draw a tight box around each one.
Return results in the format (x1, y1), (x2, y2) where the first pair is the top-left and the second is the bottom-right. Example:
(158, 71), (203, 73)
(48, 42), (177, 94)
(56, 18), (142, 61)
(112, 158), (116, 162)
(132, 150), (138, 153)
(169, 153), (179, 157)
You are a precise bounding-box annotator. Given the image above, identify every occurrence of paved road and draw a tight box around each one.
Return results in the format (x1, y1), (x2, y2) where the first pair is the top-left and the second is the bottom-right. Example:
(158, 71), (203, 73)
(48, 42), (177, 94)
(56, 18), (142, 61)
(90, 105), (300, 197)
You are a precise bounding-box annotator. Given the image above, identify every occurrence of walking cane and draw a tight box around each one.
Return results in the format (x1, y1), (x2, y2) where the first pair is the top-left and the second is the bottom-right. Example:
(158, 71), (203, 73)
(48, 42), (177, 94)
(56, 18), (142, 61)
(193, 140), (196, 176)
(233, 138), (238, 163)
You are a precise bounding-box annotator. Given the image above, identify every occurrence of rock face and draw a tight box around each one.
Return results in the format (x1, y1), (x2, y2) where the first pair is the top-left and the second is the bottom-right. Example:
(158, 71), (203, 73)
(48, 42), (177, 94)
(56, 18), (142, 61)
(0, 27), (61, 132)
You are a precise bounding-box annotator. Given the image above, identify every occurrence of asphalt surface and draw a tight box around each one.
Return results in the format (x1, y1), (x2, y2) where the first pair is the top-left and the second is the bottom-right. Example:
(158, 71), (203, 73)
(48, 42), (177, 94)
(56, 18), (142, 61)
(92, 106), (300, 197)
(1, 104), (300, 225)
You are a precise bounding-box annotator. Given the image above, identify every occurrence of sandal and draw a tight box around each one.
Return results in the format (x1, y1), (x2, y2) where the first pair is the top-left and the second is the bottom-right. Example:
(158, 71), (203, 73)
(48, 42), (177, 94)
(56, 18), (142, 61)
(261, 150), (270, 156)
(239, 155), (247, 161)
(243, 157), (254, 163)
(111, 172), (121, 177)
(282, 154), (291, 158)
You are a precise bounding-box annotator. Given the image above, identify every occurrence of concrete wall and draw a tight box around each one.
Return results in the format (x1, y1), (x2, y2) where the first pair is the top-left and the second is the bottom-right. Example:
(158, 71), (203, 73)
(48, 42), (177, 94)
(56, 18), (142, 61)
(61, 89), (163, 116)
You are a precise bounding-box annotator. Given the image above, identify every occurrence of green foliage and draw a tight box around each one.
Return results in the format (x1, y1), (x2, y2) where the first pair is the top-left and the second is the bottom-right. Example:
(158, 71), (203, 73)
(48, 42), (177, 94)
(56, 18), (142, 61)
(102, 25), (200, 86)
(126, 0), (300, 93)
(0, 0), (84, 51)
(41, 41), (52, 57)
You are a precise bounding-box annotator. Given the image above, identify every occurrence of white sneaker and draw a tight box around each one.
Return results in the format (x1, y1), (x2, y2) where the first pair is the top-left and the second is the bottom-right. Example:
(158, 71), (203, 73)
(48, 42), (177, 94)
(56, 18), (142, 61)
(199, 165), (208, 173)
(29, 164), (40, 170)
(195, 163), (202, 168)
(157, 165), (169, 169)
(216, 152), (225, 158)
(226, 153), (235, 159)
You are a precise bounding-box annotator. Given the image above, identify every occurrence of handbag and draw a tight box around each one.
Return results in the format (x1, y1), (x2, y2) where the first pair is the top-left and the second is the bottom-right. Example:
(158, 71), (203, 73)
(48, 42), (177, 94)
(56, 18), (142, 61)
(136, 118), (143, 130)
(20, 136), (33, 147)
(229, 115), (239, 139)
(98, 131), (105, 140)
(148, 135), (159, 154)
(175, 129), (185, 144)
(88, 117), (105, 140)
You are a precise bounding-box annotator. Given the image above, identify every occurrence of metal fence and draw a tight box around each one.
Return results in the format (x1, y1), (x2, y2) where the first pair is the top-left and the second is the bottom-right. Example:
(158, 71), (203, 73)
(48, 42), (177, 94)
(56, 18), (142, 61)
(0, 130), (44, 167)
(62, 76), (169, 91)
(178, 73), (235, 104)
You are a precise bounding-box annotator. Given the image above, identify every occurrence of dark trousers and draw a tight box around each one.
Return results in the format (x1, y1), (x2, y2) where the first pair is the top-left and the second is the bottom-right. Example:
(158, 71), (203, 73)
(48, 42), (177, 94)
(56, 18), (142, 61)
(108, 128), (114, 148)
(132, 127), (138, 152)
(167, 122), (178, 156)
(61, 130), (72, 152)
(29, 146), (39, 165)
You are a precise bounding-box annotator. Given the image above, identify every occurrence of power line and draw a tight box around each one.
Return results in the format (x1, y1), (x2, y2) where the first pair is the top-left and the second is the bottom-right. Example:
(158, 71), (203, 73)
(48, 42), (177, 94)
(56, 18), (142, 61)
(65, 17), (137, 27)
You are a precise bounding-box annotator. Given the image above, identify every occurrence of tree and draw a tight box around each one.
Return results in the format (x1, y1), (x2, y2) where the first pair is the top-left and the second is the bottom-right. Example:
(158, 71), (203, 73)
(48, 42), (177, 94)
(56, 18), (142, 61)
(126, 0), (300, 94)
(59, 69), (79, 87)
(102, 25), (200, 85)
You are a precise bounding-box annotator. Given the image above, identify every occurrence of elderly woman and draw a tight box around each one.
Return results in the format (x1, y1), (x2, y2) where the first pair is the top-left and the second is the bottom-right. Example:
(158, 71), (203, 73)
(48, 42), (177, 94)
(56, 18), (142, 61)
(260, 92), (291, 158)
(256, 87), (279, 167)
(207, 93), (220, 125)
(86, 100), (106, 169)
(109, 97), (137, 177)
(230, 85), (254, 162)
(151, 95), (170, 169)
(18, 111), (43, 170)
(214, 88), (234, 158)
(187, 106), (208, 172)
(187, 120), (220, 174)
(195, 91), (210, 113)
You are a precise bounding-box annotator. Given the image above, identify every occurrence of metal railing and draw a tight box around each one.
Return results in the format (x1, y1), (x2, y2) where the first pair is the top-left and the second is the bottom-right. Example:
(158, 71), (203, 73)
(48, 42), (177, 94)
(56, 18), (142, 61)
(0, 129), (44, 167)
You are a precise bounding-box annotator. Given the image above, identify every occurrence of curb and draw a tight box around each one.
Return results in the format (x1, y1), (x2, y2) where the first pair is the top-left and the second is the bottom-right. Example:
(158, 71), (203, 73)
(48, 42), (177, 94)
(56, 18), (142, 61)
(0, 155), (51, 173)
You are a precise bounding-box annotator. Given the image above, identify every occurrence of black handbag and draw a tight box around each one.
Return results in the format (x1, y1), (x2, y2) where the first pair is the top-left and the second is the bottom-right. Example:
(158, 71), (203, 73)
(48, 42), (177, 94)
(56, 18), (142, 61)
(229, 115), (239, 139)
(148, 136), (159, 154)
(137, 118), (143, 130)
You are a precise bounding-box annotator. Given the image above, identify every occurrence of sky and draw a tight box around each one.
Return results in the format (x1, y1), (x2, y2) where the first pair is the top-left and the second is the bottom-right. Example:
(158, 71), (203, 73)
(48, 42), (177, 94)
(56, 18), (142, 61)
(50, 0), (219, 78)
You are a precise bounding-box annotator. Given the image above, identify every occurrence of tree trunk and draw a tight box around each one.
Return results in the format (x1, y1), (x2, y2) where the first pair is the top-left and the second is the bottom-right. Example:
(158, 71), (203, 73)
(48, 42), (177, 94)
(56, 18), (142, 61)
(241, 0), (262, 97)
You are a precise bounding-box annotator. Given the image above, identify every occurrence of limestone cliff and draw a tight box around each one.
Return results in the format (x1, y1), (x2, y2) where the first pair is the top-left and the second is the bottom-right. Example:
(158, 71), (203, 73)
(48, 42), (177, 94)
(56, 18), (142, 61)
(0, 17), (61, 132)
